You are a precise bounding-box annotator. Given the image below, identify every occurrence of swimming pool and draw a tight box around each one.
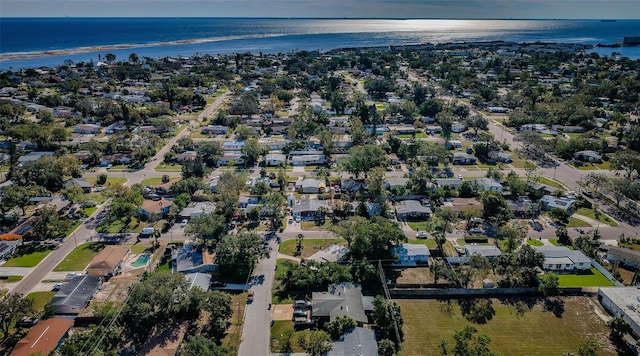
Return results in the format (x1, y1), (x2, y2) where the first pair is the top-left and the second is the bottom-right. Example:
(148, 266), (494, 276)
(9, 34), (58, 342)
(131, 253), (150, 267)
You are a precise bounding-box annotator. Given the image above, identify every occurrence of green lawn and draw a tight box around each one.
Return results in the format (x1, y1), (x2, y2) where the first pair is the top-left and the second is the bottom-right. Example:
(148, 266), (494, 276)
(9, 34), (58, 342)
(279, 238), (345, 259)
(139, 177), (179, 187)
(130, 243), (153, 255)
(535, 177), (566, 191)
(84, 176), (128, 186)
(575, 208), (618, 227)
(106, 165), (130, 172)
(399, 297), (615, 356)
(26, 291), (56, 312)
(2, 245), (53, 267)
(526, 239), (544, 247)
(155, 260), (172, 272)
(553, 268), (614, 287)
(53, 242), (106, 271)
(510, 160), (535, 169)
(270, 321), (304, 353)
(567, 217), (590, 228)
(300, 220), (332, 231)
(272, 259), (297, 304)
(407, 238), (438, 249)
(407, 221), (432, 232)
(154, 163), (183, 172)
(593, 161), (612, 170)
(0, 276), (23, 282)
(96, 217), (146, 233)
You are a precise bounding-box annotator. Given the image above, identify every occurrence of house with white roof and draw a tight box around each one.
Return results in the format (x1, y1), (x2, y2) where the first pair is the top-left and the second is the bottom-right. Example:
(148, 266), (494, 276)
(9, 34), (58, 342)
(540, 195), (575, 212)
(473, 178), (503, 192)
(534, 246), (592, 272)
(391, 243), (430, 266)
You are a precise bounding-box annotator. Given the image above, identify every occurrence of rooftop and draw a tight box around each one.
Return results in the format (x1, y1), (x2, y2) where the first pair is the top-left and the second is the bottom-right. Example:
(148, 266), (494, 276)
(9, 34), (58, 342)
(11, 318), (74, 356)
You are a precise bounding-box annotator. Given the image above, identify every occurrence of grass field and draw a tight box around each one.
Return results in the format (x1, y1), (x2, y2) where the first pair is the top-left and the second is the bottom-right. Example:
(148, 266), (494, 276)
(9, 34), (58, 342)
(407, 221), (433, 232)
(270, 321), (304, 353)
(2, 245), (53, 267)
(300, 220), (333, 231)
(96, 217), (146, 233)
(399, 297), (616, 356)
(139, 177), (179, 187)
(85, 176), (128, 186)
(526, 239), (544, 246)
(221, 292), (248, 355)
(154, 163), (183, 172)
(567, 217), (591, 228)
(575, 208), (618, 227)
(26, 291), (56, 312)
(406, 238), (438, 249)
(553, 268), (614, 287)
(0, 276), (23, 282)
(53, 242), (106, 271)
(535, 177), (566, 190)
(279, 238), (345, 259)
(272, 259), (298, 304)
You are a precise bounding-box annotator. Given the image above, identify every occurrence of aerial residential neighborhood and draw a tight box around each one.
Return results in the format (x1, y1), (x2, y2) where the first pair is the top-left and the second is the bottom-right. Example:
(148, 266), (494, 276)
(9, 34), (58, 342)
(0, 40), (639, 356)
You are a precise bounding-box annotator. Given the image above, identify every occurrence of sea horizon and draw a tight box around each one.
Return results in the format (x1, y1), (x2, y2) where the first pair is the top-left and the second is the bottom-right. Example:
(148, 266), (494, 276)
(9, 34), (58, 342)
(1, 18), (638, 69)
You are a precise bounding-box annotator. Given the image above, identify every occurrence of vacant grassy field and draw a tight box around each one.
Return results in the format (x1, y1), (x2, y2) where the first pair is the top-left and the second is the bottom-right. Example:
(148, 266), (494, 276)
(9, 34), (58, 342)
(85, 176), (128, 186)
(526, 239), (544, 247)
(299, 220), (333, 231)
(567, 217), (591, 228)
(406, 238), (437, 249)
(139, 177), (179, 187)
(96, 217), (146, 233)
(154, 163), (183, 172)
(2, 245), (53, 267)
(553, 268), (614, 287)
(54, 242), (106, 271)
(279, 238), (345, 259)
(26, 291), (56, 312)
(399, 297), (616, 356)
(575, 208), (618, 227)
(535, 176), (566, 190)
(270, 321), (304, 353)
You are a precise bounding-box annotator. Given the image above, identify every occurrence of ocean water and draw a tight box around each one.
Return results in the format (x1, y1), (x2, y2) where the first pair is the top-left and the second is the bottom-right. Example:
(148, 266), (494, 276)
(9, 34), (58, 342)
(1, 18), (639, 69)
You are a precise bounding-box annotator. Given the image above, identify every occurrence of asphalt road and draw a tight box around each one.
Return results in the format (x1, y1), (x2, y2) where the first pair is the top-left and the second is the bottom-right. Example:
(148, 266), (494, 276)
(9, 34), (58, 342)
(237, 237), (278, 356)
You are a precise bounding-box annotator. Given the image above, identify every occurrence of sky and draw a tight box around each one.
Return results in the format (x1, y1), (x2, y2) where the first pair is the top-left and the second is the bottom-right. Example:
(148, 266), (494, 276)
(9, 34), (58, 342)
(1, 0), (639, 19)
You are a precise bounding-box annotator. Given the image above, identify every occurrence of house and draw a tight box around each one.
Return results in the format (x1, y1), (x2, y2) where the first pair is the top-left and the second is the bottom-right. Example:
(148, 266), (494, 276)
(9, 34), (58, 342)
(10, 318), (74, 356)
(179, 202), (216, 220)
(451, 152), (477, 165)
(238, 196), (260, 209)
(540, 195), (575, 212)
(289, 154), (326, 166)
(391, 243), (431, 266)
(451, 122), (467, 133)
(64, 178), (93, 193)
(207, 176), (220, 193)
(606, 246), (640, 268)
(384, 177), (409, 191)
(598, 287), (640, 338)
(201, 125), (230, 135)
(292, 199), (330, 221)
(87, 245), (130, 277)
(508, 196), (539, 217)
(552, 125), (586, 133)
(73, 124), (102, 135)
(265, 153), (286, 166)
(473, 178), (503, 192)
(176, 150), (198, 162)
(140, 199), (173, 217)
(447, 140), (463, 150)
(172, 243), (218, 274)
(488, 151), (513, 163)
(487, 106), (509, 113)
(217, 152), (245, 166)
(328, 327), (378, 356)
(222, 141), (245, 151)
(395, 200), (432, 220)
(0, 239), (20, 261)
(435, 178), (465, 190)
(340, 178), (366, 192)
(185, 272), (211, 291)
(50, 275), (102, 314)
(312, 283), (370, 325)
(534, 246), (592, 271)
(17, 151), (55, 164)
(307, 244), (350, 263)
(465, 245), (502, 261)
(296, 179), (326, 194)
(441, 198), (483, 212)
(0, 219), (34, 241)
(573, 150), (602, 163)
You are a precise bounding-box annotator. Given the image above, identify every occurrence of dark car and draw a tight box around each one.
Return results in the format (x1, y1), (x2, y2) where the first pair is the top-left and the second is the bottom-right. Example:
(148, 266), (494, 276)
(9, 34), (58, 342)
(210, 280), (227, 288)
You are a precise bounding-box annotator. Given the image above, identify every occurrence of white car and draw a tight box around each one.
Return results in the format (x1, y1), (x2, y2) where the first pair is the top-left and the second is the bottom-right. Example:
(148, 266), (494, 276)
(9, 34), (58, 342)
(295, 216), (301, 223)
(416, 231), (428, 239)
(181, 219), (188, 227)
(458, 174), (463, 180)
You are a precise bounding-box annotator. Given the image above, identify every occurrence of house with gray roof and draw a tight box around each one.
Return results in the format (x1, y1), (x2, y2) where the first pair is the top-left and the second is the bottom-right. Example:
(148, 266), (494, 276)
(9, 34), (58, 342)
(606, 246), (640, 268)
(473, 178), (503, 192)
(0, 240), (20, 261)
(179, 202), (216, 220)
(185, 272), (211, 291)
(395, 200), (432, 220)
(384, 177), (409, 190)
(329, 327), (378, 356)
(289, 154), (326, 166)
(292, 199), (329, 221)
(50, 275), (101, 314)
(534, 246), (591, 272)
(172, 243), (217, 274)
(312, 283), (370, 325)
(435, 178), (465, 190)
(451, 152), (477, 165)
(465, 245), (502, 261)
(265, 153), (286, 166)
(540, 195), (575, 212)
(573, 150), (602, 163)
(296, 178), (326, 194)
(391, 243), (430, 266)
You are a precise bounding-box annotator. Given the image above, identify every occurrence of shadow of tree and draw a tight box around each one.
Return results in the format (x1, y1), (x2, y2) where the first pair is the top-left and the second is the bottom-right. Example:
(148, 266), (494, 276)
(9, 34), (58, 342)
(543, 298), (565, 318)
(499, 297), (538, 317)
(459, 298), (496, 324)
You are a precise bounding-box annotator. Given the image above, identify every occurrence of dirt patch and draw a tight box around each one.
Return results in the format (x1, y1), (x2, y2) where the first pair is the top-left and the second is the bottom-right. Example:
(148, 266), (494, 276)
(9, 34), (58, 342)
(272, 304), (293, 321)
(140, 320), (189, 356)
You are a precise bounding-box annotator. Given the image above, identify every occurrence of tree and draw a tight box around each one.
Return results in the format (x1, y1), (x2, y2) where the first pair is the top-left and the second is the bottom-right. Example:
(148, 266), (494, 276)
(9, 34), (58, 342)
(201, 290), (234, 340)
(180, 335), (229, 356)
(498, 221), (527, 253)
(234, 124), (256, 141)
(378, 338), (397, 356)
(32, 204), (71, 240)
(611, 150), (640, 179)
(326, 316), (357, 340)
(297, 330), (332, 356)
(372, 295), (403, 343)
(97, 173), (108, 185)
(465, 114), (489, 136)
(538, 272), (560, 297)
(350, 217), (406, 260)
(105, 53), (116, 63)
(216, 232), (267, 281)
(241, 138), (265, 166)
(185, 212), (226, 248)
(128, 52), (139, 63)
(0, 294), (33, 341)
(576, 338), (600, 356)
(480, 191), (512, 227)
(295, 233), (304, 256)
(439, 325), (498, 356)
(343, 145), (389, 178)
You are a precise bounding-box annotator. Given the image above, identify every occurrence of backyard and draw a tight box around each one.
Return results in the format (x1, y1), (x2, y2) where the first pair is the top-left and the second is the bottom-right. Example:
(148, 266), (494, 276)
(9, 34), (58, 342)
(551, 268), (614, 287)
(270, 320), (304, 354)
(26, 291), (56, 313)
(399, 297), (616, 356)
(53, 242), (106, 271)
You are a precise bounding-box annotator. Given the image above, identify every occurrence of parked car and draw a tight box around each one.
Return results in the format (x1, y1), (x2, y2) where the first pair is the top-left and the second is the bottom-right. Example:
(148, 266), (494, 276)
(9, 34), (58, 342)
(181, 219), (188, 227)
(416, 231), (428, 239)
(293, 309), (308, 317)
(210, 280), (227, 288)
(294, 300), (311, 309)
(247, 290), (254, 303)
(52, 283), (65, 291)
